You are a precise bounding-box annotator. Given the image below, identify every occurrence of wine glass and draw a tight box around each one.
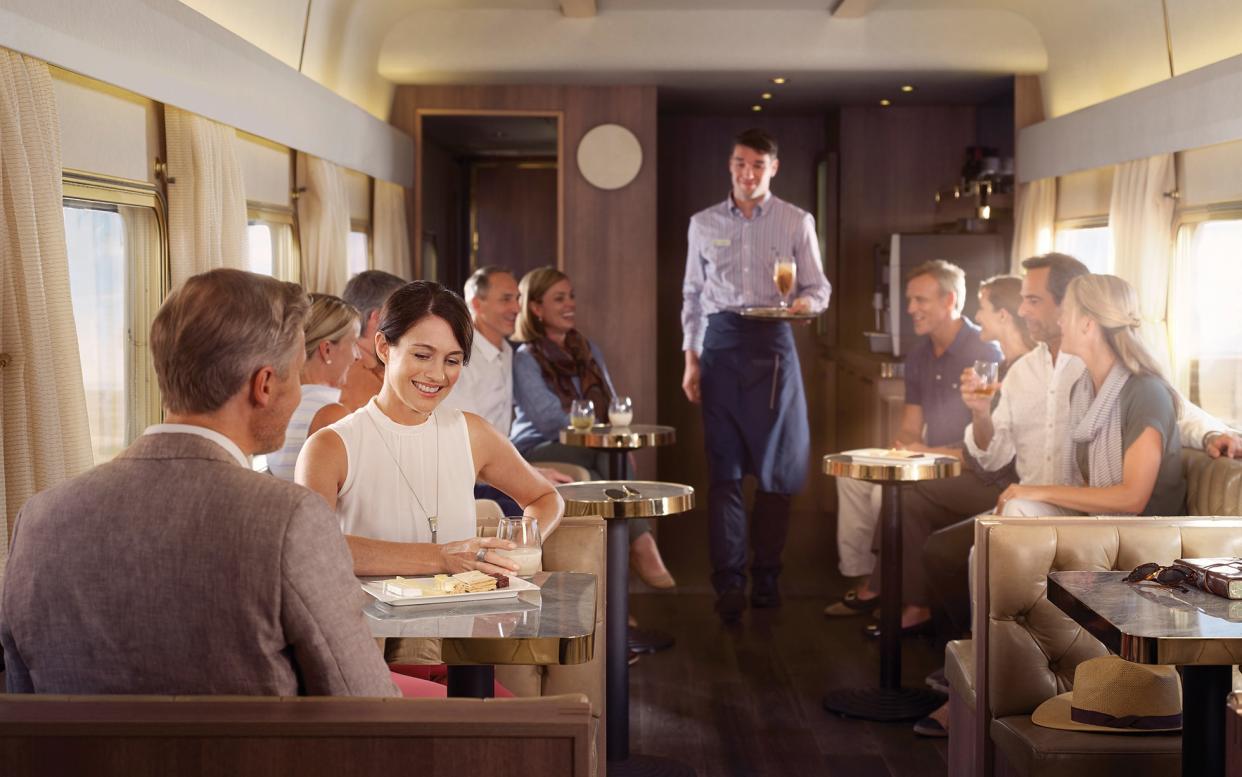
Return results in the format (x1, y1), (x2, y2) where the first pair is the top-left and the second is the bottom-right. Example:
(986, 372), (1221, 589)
(609, 395), (633, 427)
(972, 360), (1000, 397)
(495, 516), (543, 576)
(773, 257), (797, 309)
(570, 399), (595, 430)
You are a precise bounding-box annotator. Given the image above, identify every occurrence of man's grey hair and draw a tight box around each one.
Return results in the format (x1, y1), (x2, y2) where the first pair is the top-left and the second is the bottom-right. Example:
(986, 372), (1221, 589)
(907, 259), (967, 315)
(463, 266), (516, 307)
(342, 270), (406, 326)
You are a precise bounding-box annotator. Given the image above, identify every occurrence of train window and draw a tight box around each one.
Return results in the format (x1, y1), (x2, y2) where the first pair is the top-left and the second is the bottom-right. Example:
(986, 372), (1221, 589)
(246, 207), (299, 284)
(348, 230), (369, 277)
(1178, 219), (1242, 427)
(1054, 224), (1112, 273)
(63, 182), (165, 465)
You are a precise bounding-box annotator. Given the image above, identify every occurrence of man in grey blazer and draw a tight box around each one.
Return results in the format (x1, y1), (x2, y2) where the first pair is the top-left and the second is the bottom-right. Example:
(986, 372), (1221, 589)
(1, 269), (398, 697)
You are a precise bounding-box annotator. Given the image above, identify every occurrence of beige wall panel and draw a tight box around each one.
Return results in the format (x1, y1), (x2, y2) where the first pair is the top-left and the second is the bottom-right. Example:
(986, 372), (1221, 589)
(52, 70), (157, 184)
(1167, 0), (1242, 76)
(1181, 140), (1242, 207)
(1056, 167), (1113, 222)
(236, 134), (291, 208)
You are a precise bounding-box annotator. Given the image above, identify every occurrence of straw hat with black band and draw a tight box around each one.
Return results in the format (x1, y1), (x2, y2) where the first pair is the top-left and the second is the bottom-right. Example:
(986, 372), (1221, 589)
(1031, 655), (1182, 733)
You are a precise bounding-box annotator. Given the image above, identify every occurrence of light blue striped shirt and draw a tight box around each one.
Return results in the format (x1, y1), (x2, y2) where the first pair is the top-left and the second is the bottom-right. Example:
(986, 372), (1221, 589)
(269, 384), (340, 480)
(681, 192), (831, 353)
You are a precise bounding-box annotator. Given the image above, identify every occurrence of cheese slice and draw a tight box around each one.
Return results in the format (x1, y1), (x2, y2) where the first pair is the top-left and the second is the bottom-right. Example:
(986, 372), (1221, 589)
(382, 577), (428, 598)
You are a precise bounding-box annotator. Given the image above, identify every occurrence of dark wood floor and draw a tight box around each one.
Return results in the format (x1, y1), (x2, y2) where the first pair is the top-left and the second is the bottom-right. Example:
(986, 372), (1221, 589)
(628, 506), (949, 777)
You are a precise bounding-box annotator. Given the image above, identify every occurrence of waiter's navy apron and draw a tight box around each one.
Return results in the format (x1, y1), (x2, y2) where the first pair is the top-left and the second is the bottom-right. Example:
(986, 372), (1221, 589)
(700, 312), (809, 494)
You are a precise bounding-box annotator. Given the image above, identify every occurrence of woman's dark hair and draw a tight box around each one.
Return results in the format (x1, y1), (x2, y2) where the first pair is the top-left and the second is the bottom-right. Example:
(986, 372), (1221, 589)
(377, 281), (474, 365)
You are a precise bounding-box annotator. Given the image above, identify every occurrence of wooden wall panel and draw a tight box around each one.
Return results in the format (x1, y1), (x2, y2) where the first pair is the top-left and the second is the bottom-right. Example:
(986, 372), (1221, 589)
(836, 106), (978, 353)
(392, 85), (659, 477)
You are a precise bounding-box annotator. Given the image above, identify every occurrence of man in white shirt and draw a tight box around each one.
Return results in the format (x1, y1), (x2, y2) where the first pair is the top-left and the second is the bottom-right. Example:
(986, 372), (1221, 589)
(441, 266), (520, 435)
(964, 254), (1239, 491)
(441, 266), (571, 511)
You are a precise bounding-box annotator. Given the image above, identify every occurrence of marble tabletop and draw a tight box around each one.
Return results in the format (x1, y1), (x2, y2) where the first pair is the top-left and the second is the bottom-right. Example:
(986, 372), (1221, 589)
(361, 571), (596, 665)
(1048, 570), (1242, 664)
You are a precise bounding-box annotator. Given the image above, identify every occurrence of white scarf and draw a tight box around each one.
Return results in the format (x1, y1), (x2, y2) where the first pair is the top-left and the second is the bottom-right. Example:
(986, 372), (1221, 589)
(1059, 362), (1132, 497)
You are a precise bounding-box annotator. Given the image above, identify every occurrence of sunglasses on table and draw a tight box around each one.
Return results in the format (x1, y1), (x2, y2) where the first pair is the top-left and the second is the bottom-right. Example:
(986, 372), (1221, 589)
(604, 485), (642, 500)
(1123, 562), (1194, 593)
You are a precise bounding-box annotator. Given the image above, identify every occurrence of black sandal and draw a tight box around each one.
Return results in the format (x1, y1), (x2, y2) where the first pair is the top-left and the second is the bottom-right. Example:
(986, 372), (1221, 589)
(823, 589), (879, 617)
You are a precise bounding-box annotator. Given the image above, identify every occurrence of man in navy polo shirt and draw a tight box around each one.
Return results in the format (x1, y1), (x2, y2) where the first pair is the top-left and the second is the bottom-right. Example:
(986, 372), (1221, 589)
(828, 260), (1001, 626)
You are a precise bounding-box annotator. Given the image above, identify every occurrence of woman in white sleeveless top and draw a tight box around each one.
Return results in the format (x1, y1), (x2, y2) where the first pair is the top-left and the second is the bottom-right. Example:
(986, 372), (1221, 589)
(297, 281), (563, 576)
(269, 294), (360, 480)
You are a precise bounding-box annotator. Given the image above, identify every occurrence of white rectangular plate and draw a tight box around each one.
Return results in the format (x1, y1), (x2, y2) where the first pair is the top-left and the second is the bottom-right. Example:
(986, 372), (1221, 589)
(841, 448), (937, 465)
(361, 575), (539, 606)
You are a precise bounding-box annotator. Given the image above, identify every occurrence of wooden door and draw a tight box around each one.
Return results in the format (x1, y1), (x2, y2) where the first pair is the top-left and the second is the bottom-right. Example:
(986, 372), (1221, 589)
(471, 161), (557, 280)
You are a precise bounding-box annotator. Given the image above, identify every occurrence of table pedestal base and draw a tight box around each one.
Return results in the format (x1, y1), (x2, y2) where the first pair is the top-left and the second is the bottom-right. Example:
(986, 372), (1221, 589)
(607, 754), (698, 777)
(446, 665), (494, 698)
(821, 686), (944, 722)
(629, 627), (675, 654)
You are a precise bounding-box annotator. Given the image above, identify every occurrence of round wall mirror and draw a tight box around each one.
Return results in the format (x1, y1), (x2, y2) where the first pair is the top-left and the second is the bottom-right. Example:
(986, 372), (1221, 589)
(576, 123), (642, 190)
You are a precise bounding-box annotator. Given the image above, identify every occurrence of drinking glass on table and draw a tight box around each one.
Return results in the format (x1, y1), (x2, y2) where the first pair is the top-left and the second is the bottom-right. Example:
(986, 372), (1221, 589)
(608, 396), (633, 427)
(972, 360), (1000, 397)
(570, 399), (595, 430)
(495, 516), (543, 576)
(773, 256), (797, 309)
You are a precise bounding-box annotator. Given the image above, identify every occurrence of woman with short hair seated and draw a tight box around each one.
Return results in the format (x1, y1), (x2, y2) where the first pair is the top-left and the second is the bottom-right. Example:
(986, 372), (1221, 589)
(268, 293), (361, 480)
(510, 266), (675, 589)
(996, 274), (1186, 516)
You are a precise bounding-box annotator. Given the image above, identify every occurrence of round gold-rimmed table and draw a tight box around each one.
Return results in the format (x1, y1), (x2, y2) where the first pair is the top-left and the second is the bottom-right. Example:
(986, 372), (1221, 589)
(558, 480), (696, 777)
(821, 452), (961, 722)
(561, 424), (680, 656)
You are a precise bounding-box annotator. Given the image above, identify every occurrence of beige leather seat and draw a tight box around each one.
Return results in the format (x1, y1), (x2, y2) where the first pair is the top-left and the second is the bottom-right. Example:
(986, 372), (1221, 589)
(947, 449), (1242, 777)
(966, 516), (1242, 777)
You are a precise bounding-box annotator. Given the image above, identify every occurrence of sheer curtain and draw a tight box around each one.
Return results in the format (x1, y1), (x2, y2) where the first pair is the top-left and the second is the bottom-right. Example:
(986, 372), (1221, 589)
(0, 49), (93, 569)
(296, 153), (350, 295)
(1010, 177), (1056, 272)
(1109, 154), (1176, 375)
(121, 206), (161, 442)
(164, 106), (248, 288)
(373, 179), (411, 279)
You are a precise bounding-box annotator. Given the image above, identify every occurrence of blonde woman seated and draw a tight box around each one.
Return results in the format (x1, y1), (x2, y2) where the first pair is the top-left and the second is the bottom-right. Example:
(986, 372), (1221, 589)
(995, 274), (1186, 516)
(297, 281), (564, 576)
(268, 294), (361, 481)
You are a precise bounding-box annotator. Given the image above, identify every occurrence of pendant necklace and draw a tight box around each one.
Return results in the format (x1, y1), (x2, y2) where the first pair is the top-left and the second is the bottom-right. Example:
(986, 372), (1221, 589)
(366, 407), (440, 543)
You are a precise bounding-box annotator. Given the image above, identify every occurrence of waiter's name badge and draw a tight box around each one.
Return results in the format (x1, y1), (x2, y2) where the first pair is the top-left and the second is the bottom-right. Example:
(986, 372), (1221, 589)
(712, 239), (732, 247)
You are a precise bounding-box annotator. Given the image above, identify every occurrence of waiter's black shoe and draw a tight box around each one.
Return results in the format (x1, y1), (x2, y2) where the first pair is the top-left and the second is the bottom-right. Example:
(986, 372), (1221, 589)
(715, 588), (746, 623)
(750, 580), (782, 608)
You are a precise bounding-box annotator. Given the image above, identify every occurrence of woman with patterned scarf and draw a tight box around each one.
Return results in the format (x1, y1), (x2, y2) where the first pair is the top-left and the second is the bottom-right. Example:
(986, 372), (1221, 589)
(996, 274), (1186, 516)
(510, 267), (675, 589)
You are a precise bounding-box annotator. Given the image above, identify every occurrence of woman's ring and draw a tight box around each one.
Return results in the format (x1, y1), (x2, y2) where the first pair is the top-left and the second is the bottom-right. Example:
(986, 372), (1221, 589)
(475, 548), (487, 562)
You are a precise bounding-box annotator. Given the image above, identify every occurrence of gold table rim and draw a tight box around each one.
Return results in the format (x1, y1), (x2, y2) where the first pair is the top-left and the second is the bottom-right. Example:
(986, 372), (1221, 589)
(559, 424), (676, 450)
(822, 453), (961, 483)
(558, 480), (695, 519)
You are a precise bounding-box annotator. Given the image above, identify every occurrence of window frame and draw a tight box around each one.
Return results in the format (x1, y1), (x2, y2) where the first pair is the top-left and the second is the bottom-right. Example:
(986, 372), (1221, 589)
(350, 216), (372, 274)
(1053, 216), (1111, 272)
(247, 204), (300, 283)
(62, 169), (170, 443)
(1171, 203), (1242, 419)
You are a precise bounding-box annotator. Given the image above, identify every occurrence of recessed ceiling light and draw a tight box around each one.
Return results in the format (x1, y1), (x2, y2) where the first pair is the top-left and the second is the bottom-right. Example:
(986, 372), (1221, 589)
(901, 85), (915, 93)
(752, 105), (763, 112)
(879, 99), (891, 107)
(771, 77), (787, 85)
(761, 92), (773, 100)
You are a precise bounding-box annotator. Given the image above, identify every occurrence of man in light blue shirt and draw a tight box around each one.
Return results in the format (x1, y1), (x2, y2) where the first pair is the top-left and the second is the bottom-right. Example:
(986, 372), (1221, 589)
(681, 128), (832, 621)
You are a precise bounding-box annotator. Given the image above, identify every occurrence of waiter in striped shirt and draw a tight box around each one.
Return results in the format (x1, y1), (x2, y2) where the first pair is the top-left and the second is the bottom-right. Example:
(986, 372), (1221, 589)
(681, 128), (832, 623)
